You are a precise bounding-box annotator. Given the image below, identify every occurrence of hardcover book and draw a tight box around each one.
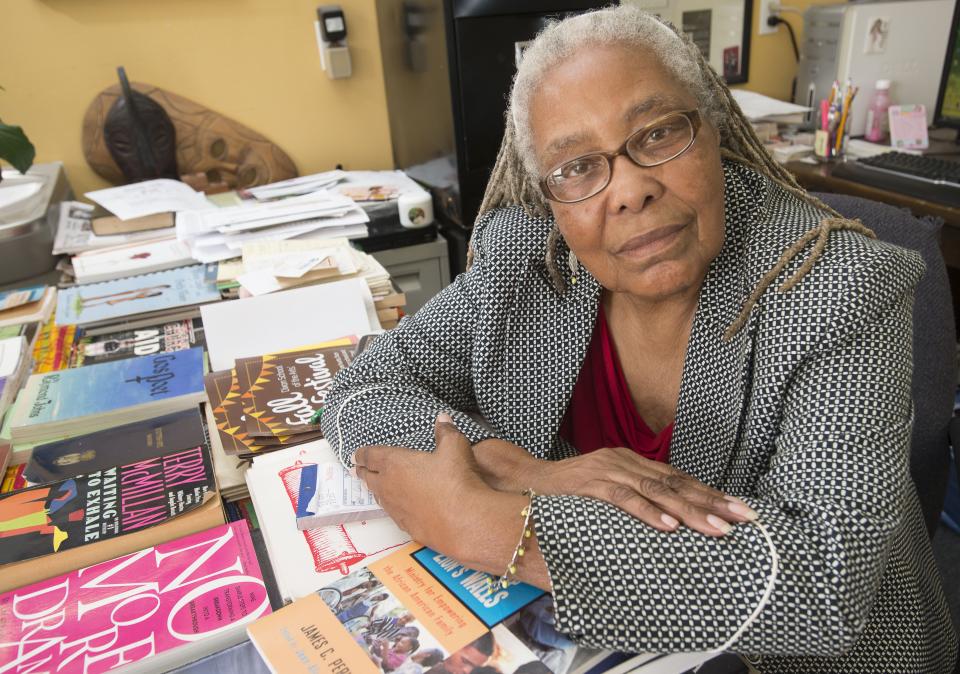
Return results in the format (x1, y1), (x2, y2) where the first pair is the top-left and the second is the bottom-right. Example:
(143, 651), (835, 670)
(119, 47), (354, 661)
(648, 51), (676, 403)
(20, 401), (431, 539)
(55, 265), (220, 327)
(0, 521), (272, 674)
(239, 342), (356, 439)
(0, 440), (215, 565)
(72, 316), (206, 367)
(9, 347), (206, 442)
(24, 408), (208, 485)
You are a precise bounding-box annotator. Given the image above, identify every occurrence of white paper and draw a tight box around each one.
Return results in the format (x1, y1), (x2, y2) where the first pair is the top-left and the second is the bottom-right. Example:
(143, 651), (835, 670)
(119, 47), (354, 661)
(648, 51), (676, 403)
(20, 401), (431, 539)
(86, 179), (212, 221)
(236, 270), (283, 297)
(247, 170), (346, 201)
(730, 89), (810, 121)
(201, 278), (375, 371)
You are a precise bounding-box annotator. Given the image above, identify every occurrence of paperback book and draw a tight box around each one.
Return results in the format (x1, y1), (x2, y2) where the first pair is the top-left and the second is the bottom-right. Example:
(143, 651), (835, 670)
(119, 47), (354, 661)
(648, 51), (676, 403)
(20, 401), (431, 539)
(24, 408), (208, 485)
(55, 264), (220, 327)
(295, 461), (385, 530)
(72, 237), (194, 285)
(9, 347), (206, 442)
(0, 521), (272, 674)
(248, 543), (718, 674)
(31, 318), (78, 373)
(0, 440), (215, 565)
(239, 342), (356, 439)
(72, 316), (206, 367)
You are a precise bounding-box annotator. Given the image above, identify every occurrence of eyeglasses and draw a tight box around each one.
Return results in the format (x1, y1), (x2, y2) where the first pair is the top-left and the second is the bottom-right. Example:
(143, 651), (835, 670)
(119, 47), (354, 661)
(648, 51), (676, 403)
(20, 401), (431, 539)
(539, 109), (702, 204)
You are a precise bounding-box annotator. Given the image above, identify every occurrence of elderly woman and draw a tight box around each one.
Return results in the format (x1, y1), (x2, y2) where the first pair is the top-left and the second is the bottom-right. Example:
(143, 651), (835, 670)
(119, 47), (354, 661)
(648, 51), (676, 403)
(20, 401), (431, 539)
(322, 6), (957, 673)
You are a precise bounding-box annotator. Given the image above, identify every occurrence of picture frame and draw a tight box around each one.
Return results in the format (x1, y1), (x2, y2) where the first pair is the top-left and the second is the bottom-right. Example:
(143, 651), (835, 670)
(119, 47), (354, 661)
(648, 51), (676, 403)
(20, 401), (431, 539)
(621, 0), (753, 84)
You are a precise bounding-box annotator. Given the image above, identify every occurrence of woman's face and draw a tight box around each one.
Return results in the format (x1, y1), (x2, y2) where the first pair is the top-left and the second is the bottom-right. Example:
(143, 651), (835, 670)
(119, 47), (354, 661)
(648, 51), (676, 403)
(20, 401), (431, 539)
(528, 44), (726, 303)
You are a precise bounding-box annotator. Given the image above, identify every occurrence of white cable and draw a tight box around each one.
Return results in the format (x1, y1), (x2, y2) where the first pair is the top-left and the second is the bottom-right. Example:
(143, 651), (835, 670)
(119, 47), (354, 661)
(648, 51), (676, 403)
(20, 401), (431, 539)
(708, 519), (781, 654)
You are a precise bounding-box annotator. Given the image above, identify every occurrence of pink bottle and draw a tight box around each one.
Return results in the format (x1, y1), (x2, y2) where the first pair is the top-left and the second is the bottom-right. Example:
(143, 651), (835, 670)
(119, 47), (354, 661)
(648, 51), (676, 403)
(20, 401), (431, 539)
(864, 79), (891, 143)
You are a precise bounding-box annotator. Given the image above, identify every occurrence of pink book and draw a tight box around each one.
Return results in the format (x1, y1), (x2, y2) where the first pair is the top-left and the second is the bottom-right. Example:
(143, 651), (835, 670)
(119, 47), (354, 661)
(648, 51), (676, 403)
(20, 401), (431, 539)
(0, 521), (272, 674)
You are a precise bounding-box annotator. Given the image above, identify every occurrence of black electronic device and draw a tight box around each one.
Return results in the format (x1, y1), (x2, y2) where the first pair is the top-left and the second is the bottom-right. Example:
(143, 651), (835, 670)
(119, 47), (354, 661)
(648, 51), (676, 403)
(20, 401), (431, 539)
(934, 0), (960, 129)
(318, 6), (347, 43)
(832, 152), (960, 208)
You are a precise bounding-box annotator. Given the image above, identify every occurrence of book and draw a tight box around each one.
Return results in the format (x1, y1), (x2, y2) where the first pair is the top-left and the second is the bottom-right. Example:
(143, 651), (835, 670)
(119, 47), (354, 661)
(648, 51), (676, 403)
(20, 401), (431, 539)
(72, 237), (195, 285)
(31, 318), (78, 373)
(0, 443), (10, 480)
(200, 279), (375, 372)
(165, 640), (271, 674)
(244, 441), (409, 602)
(0, 285), (56, 329)
(239, 342), (356, 439)
(72, 316), (206, 367)
(0, 439), (216, 566)
(9, 347), (206, 443)
(92, 210), (175, 235)
(24, 408), (208, 485)
(248, 543), (717, 674)
(0, 521), (272, 674)
(55, 265), (220, 328)
(0, 335), (30, 422)
(1, 462), (26, 494)
(0, 285), (46, 312)
(294, 461), (385, 530)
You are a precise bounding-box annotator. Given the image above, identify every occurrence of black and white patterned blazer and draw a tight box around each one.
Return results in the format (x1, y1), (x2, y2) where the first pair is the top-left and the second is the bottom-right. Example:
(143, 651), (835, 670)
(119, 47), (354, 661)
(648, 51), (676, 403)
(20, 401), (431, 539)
(322, 161), (958, 673)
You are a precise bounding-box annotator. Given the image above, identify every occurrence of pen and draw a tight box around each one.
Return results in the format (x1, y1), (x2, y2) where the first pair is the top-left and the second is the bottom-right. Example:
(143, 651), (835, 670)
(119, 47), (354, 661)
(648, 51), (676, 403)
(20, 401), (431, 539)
(309, 408), (323, 424)
(820, 99), (829, 130)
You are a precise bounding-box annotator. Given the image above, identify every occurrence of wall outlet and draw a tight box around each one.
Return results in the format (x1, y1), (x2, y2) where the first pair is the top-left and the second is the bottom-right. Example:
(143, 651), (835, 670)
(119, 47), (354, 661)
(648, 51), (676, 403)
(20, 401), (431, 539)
(758, 0), (778, 35)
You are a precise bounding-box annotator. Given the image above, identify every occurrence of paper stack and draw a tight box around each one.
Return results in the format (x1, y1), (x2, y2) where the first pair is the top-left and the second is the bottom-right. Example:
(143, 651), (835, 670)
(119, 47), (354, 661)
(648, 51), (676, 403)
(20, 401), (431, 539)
(176, 191), (369, 263)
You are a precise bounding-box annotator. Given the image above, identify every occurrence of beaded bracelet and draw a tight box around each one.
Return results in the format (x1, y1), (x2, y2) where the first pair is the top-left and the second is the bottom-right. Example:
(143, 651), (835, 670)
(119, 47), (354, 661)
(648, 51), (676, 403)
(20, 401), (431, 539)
(488, 488), (537, 590)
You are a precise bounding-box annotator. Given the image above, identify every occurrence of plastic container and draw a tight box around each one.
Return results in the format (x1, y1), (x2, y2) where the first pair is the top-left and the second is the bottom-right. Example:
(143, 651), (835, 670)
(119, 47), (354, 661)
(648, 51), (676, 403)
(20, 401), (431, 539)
(864, 79), (892, 143)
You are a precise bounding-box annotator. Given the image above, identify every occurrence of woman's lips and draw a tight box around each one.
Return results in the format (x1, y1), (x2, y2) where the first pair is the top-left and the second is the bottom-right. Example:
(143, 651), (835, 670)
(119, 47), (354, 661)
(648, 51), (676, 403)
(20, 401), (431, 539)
(615, 222), (688, 257)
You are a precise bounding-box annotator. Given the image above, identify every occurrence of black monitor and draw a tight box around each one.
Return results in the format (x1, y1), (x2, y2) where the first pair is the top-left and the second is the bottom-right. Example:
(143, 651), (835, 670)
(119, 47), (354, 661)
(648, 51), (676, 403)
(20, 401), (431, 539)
(935, 0), (960, 128)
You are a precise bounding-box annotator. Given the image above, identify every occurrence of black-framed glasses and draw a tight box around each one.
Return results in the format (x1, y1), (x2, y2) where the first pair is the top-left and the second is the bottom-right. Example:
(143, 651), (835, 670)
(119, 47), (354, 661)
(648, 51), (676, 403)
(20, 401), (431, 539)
(539, 109), (702, 204)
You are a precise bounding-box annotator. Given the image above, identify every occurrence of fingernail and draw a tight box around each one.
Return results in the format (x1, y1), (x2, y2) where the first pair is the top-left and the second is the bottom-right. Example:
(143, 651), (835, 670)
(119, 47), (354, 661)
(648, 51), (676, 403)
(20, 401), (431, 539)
(660, 513), (679, 529)
(436, 412), (453, 424)
(706, 514), (732, 534)
(726, 500), (758, 521)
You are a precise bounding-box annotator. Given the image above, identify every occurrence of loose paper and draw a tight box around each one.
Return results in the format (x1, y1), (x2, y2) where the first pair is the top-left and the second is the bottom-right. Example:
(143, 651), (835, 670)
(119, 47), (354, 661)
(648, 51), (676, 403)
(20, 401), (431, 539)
(86, 179), (211, 221)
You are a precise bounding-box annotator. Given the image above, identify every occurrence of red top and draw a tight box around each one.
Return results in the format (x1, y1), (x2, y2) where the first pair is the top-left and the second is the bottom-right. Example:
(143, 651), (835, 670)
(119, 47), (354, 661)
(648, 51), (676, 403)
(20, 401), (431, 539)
(560, 304), (673, 462)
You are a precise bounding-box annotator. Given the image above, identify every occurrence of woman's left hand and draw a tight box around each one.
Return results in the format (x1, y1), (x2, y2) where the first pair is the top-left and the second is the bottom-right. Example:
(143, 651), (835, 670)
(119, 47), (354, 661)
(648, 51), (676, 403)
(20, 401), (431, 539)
(353, 413), (493, 552)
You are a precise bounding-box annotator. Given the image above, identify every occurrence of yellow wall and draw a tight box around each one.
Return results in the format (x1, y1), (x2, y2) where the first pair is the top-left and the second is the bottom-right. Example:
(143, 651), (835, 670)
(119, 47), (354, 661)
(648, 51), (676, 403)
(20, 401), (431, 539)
(3, 0), (844, 198)
(736, 0), (845, 100)
(1, 0), (395, 196)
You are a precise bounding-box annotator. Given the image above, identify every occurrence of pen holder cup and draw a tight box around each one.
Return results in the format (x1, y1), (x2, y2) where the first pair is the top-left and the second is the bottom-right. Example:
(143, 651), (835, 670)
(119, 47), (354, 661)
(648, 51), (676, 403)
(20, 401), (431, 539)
(813, 129), (847, 162)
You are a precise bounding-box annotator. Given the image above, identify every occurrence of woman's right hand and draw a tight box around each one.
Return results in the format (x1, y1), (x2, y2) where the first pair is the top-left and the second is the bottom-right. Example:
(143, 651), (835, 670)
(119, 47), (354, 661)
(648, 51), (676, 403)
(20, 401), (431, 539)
(472, 438), (756, 537)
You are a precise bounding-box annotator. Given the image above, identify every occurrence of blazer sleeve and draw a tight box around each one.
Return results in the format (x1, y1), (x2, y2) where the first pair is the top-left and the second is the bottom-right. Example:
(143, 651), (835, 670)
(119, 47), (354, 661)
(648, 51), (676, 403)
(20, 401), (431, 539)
(532, 245), (924, 657)
(320, 213), (503, 465)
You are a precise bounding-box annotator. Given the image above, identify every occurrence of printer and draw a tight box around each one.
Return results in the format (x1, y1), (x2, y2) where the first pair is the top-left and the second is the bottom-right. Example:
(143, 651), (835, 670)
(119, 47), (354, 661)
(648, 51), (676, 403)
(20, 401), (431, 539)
(794, 0), (953, 136)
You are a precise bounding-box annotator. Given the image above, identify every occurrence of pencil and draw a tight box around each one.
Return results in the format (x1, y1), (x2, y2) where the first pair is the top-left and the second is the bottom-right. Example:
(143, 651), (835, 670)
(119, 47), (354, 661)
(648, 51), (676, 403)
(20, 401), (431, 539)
(834, 90), (853, 153)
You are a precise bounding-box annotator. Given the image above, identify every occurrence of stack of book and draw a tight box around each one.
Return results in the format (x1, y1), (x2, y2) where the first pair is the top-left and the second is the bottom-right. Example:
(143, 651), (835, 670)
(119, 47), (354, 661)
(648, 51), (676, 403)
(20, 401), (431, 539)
(0, 171), (424, 673)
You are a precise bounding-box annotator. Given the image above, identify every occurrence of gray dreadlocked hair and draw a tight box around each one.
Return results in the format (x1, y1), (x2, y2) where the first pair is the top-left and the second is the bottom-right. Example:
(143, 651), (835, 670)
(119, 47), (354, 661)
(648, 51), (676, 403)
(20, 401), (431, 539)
(471, 5), (874, 340)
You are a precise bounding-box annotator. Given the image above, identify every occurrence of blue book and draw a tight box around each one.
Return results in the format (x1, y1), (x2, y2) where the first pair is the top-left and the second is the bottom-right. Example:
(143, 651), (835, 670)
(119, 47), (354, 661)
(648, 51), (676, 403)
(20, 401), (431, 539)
(55, 264), (219, 327)
(9, 347), (206, 442)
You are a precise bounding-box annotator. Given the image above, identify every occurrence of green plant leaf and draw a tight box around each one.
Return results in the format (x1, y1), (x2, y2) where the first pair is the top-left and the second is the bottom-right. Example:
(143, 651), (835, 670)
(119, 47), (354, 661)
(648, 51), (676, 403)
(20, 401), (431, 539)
(0, 123), (36, 174)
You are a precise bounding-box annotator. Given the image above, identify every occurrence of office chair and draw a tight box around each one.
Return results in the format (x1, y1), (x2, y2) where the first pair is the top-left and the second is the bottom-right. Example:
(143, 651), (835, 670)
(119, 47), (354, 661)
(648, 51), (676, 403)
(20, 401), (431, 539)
(814, 192), (957, 538)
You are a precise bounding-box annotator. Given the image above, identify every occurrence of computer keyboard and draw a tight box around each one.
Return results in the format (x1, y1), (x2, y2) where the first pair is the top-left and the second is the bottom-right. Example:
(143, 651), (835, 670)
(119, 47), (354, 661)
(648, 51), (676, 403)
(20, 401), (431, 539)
(831, 151), (960, 208)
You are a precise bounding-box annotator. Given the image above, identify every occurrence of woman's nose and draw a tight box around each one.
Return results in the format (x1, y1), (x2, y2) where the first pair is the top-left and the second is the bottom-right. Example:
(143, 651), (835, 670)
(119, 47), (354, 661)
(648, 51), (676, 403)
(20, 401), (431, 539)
(604, 153), (665, 215)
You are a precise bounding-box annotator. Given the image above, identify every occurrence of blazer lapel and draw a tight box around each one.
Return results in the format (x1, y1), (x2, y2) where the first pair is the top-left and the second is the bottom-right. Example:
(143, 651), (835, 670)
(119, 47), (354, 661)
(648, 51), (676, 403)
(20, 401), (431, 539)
(492, 253), (601, 458)
(669, 164), (765, 488)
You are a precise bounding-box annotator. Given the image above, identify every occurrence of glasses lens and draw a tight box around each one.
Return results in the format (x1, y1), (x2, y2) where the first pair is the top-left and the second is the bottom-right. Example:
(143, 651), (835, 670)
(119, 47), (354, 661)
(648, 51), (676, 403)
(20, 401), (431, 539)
(626, 114), (695, 165)
(545, 155), (610, 202)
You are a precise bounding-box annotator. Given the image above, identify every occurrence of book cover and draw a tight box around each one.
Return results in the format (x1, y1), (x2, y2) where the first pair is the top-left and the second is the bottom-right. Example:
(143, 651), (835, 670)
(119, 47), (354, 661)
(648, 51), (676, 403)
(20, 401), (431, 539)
(55, 265), (219, 327)
(165, 640), (271, 674)
(241, 343), (356, 439)
(0, 439), (215, 565)
(0, 286), (56, 329)
(204, 369), (291, 456)
(244, 441), (409, 603)
(248, 543), (547, 674)
(295, 461), (385, 530)
(72, 238), (194, 285)
(11, 347), (205, 434)
(72, 317), (206, 367)
(24, 408), (208, 485)
(1, 463), (26, 493)
(32, 319), (78, 373)
(0, 285), (46, 312)
(0, 520), (272, 674)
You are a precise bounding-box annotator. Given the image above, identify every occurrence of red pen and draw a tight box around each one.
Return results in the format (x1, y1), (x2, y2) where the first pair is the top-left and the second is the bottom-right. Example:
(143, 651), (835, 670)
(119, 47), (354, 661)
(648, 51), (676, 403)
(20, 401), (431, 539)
(820, 99), (830, 130)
